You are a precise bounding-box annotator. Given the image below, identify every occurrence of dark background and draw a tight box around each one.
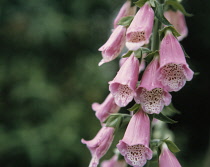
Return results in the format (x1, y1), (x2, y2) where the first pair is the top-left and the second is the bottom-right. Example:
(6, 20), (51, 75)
(0, 0), (209, 166)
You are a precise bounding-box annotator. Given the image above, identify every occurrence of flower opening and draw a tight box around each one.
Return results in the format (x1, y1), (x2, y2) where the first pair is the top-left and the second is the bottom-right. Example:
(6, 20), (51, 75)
(139, 88), (164, 114)
(158, 63), (187, 92)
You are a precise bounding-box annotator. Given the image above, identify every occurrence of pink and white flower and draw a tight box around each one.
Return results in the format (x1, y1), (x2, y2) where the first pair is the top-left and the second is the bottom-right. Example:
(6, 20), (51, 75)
(117, 110), (153, 167)
(109, 54), (139, 107)
(81, 127), (115, 167)
(98, 25), (126, 66)
(157, 31), (194, 92)
(159, 143), (182, 167)
(114, 0), (137, 28)
(134, 56), (172, 114)
(101, 155), (127, 167)
(164, 10), (188, 41)
(126, 2), (154, 51)
(92, 93), (120, 123)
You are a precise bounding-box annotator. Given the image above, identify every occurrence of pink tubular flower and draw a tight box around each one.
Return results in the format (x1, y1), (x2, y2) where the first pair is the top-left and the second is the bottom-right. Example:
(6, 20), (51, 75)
(81, 127), (115, 167)
(101, 155), (127, 167)
(98, 25), (126, 66)
(134, 56), (172, 114)
(164, 10), (188, 41)
(92, 93), (120, 123)
(109, 54), (139, 107)
(114, 1), (137, 28)
(126, 2), (154, 51)
(159, 143), (182, 167)
(157, 31), (194, 92)
(117, 110), (153, 167)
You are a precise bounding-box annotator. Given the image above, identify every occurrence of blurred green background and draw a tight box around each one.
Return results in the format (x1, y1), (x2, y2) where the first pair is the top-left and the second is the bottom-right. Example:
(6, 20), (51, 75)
(0, 0), (209, 166)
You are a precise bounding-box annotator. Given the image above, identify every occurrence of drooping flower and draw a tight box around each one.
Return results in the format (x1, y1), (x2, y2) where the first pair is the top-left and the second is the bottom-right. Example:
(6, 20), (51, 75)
(117, 110), (153, 167)
(98, 25), (126, 66)
(101, 155), (127, 167)
(126, 2), (154, 51)
(134, 56), (172, 114)
(157, 31), (194, 92)
(114, 0), (137, 28)
(109, 54), (139, 107)
(164, 10), (188, 41)
(159, 143), (182, 167)
(92, 93), (120, 123)
(81, 127), (115, 167)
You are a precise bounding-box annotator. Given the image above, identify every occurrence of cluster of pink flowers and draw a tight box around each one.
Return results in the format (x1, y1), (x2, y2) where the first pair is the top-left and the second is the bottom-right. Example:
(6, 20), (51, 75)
(82, 1), (193, 167)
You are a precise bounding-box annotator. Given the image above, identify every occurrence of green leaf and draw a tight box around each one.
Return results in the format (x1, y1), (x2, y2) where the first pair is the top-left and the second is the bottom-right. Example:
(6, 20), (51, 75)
(127, 103), (140, 112)
(150, 139), (163, 148)
(159, 26), (181, 40)
(118, 16), (134, 27)
(149, 0), (155, 7)
(154, 1), (172, 26)
(164, 140), (181, 153)
(144, 50), (159, 63)
(153, 112), (178, 124)
(180, 44), (190, 58)
(122, 50), (133, 58)
(165, 0), (193, 17)
(162, 103), (180, 116)
(134, 0), (148, 8)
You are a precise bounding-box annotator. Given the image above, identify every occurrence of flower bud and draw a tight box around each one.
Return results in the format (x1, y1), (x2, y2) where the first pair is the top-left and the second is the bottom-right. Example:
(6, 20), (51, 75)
(159, 143), (182, 167)
(114, 1), (137, 28)
(164, 10), (188, 41)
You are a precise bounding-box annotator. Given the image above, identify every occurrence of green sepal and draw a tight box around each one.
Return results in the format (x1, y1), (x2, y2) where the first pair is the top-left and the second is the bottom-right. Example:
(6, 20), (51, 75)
(104, 113), (131, 130)
(134, 49), (142, 59)
(144, 50), (159, 63)
(163, 139), (181, 153)
(134, 0), (148, 8)
(154, 1), (172, 26)
(134, 47), (151, 59)
(153, 112), (178, 124)
(118, 16), (134, 27)
(127, 103), (140, 112)
(180, 44), (190, 58)
(149, 0), (155, 7)
(150, 139), (163, 149)
(165, 0), (193, 17)
(122, 50), (133, 58)
(162, 103), (180, 116)
(159, 26), (181, 40)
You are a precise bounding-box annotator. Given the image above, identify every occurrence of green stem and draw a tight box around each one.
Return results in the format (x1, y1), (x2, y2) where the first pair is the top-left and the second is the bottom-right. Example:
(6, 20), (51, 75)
(151, 17), (161, 51)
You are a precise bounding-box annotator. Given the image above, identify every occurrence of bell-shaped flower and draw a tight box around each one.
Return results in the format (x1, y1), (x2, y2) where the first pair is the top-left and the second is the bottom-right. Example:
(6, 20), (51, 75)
(157, 31), (194, 92)
(134, 56), (172, 114)
(92, 93), (120, 123)
(109, 54), (139, 107)
(126, 2), (154, 51)
(159, 143), (182, 167)
(101, 155), (127, 167)
(98, 25), (126, 66)
(117, 110), (153, 167)
(164, 10), (188, 41)
(114, 0), (137, 28)
(81, 127), (115, 167)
